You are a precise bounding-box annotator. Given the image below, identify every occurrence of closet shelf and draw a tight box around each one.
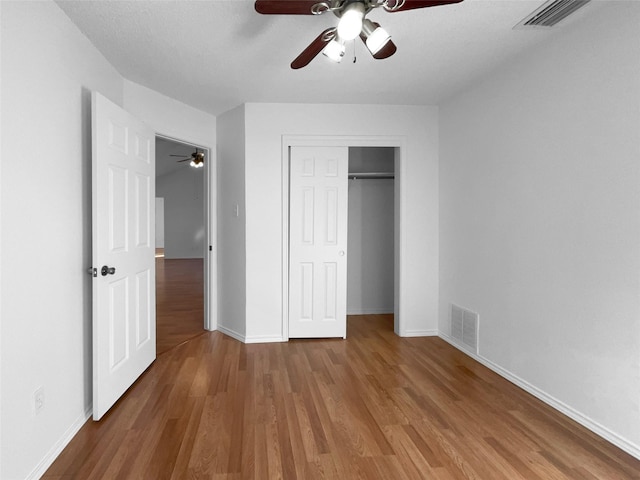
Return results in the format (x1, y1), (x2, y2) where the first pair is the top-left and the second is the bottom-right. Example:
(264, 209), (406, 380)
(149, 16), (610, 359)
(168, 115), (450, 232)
(348, 172), (395, 180)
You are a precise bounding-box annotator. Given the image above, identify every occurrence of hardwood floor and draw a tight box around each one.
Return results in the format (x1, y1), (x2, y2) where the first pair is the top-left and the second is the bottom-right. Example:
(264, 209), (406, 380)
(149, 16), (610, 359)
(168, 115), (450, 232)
(156, 258), (204, 355)
(44, 315), (640, 479)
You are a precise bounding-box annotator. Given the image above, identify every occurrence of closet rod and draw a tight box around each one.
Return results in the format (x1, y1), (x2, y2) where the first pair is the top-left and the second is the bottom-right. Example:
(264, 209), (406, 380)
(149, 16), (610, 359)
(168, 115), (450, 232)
(348, 172), (395, 180)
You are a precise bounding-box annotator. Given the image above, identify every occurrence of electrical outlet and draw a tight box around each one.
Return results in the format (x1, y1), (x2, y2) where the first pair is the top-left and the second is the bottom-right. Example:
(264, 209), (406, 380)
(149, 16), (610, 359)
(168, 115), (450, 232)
(34, 387), (45, 415)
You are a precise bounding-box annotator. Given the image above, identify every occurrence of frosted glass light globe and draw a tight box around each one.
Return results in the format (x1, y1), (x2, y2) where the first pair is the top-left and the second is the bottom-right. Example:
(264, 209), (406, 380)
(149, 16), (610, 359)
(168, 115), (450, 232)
(323, 39), (346, 62)
(337, 3), (365, 41)
(366, 26), (391, 54)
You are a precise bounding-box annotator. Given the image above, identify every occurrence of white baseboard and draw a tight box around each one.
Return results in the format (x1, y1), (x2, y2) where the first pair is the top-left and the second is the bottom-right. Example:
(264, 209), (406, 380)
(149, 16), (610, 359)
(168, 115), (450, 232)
(244, 335), (285, 344)
(399, 329), (438, 337)
(216, 325), (285, 344)
(216, 324), (246, 343)
(27, 405), (92, 480)
(439, 333), (640, 461)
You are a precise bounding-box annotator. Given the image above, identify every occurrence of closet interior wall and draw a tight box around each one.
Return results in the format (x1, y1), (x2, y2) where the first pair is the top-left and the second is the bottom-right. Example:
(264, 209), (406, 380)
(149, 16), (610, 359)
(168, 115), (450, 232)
(347, 147), (395, 315)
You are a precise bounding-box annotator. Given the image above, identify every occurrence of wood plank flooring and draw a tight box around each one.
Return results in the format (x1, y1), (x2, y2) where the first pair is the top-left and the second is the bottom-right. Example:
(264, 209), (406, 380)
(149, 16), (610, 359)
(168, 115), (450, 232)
(44, 315), (640, 479)
(156, 258), (204, 355)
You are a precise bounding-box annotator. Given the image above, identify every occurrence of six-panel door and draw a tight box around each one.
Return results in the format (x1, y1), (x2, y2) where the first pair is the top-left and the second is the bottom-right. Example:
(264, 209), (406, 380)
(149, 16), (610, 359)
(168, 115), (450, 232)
(289, 146), (349, 338)
(92, 92), (156, 420)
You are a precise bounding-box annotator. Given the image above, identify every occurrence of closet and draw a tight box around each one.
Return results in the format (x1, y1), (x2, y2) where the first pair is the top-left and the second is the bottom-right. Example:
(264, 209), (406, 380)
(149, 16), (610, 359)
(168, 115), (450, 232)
(347, 147), (395, 315)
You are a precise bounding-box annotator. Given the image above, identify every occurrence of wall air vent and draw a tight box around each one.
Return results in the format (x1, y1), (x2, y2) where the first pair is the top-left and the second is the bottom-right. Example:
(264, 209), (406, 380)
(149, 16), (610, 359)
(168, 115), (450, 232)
(450, 304), (479, 354)
(515, 0), (591, 29)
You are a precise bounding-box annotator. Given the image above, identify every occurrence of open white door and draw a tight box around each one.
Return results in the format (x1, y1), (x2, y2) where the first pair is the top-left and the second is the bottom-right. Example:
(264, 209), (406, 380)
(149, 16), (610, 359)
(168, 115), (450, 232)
(289, 146), (349, 338)
(91, 92), (156, 420)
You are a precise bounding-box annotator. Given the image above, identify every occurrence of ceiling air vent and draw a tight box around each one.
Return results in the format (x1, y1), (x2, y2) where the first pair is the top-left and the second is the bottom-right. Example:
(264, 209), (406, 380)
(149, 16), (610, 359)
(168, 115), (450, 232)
(515, 0), (591, 29)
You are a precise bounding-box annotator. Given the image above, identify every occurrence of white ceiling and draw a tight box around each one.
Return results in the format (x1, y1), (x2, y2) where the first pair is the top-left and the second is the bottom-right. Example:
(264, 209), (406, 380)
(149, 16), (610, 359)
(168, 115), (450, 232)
(56, 0), (601, 116)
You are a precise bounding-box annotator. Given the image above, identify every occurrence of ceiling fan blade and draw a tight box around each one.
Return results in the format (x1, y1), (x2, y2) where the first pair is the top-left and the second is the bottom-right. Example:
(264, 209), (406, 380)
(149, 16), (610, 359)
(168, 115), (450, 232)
(384, 0), (463, 12)
(291, 28), (336, 70)
(176, 158), (190, 162)
(255, 1), (323, 15)
(170, 154), (190, 157)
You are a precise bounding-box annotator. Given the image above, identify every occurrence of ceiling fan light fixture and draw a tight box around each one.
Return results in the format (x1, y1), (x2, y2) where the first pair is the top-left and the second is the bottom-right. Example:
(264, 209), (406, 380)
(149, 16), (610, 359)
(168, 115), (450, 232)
(323, 38), (345, 62)
(254, 0), (466, 69)
(337, 2), (366, 41)
(190, 159), (204, 168)
(362, 19), (391, 55)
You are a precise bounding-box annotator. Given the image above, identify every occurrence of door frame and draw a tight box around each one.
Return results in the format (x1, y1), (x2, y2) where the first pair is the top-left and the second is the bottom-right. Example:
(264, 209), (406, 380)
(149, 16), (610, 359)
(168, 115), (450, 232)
(155, 133), (217, 331)
(281, 135), (406, 340)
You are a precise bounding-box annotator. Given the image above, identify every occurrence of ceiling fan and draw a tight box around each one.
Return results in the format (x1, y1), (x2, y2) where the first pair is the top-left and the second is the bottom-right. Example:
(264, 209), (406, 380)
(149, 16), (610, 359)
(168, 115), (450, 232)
(170, 149), (205, 168)
(255, 0), (464, 69)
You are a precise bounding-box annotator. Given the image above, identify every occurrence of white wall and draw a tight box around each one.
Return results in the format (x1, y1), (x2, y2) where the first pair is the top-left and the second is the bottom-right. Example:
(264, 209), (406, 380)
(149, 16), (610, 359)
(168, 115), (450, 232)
(0, 3), (5, 475)
(156, 167), (205, 259)
(216, 105), (247, 340)
(439, 1), (640, 458)
(347, 147), (395, 314)
(0, 5), (220, 477)
(123, 80), (216, 148)
(244, 104), (439, 341)
(0, 2), (124, 478)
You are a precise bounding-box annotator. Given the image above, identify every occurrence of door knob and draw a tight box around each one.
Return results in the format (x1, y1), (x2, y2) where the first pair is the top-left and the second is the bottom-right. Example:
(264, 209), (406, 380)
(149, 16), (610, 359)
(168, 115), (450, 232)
(101, 265), (116, 276)
(339, 251), (345, 256)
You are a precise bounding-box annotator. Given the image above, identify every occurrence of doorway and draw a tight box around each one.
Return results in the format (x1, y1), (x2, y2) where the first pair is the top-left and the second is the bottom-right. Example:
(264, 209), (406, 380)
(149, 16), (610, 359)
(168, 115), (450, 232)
(155, 136), (208, 353)
(282, 136), (404, 339)
(347, 147), (395, 316)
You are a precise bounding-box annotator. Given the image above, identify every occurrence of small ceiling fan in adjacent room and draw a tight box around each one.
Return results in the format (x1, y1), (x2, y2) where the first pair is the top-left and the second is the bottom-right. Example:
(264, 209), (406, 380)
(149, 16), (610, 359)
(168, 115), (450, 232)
(171, 149), (205, 168)
(254, 0), (464, 69)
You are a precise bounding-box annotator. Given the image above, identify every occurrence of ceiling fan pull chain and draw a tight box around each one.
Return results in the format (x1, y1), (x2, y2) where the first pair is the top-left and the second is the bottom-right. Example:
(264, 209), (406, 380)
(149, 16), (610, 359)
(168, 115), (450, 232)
(353, 39), (357, 63)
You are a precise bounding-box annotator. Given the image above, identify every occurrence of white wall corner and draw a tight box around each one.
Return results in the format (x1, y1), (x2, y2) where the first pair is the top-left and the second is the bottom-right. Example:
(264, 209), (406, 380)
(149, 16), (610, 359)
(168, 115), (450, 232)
(216, 324), (247, 344)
